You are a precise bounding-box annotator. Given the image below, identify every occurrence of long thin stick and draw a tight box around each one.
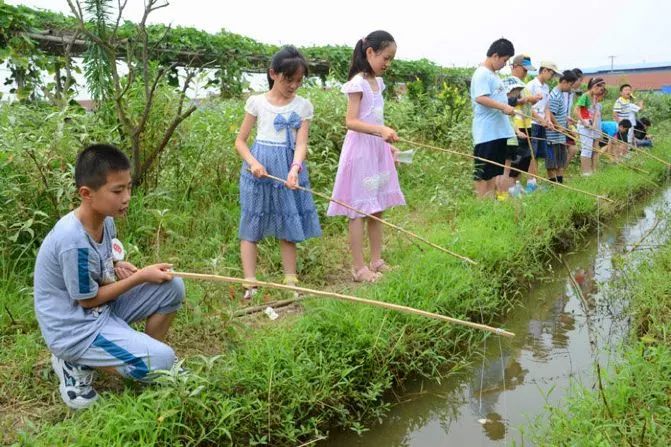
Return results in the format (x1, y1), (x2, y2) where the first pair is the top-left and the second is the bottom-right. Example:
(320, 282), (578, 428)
(399, 138), (614, 203)
(260, 172), (477, 265)
(627, 217), (662, 253)
(250, 171), (426, 255)
(517, 103), (669, 169)
(517, 110), (655, 177)
(172, 271), (515, 337)
(552, 124), (659, 186)
(523, 129), (537, 163)
(593, 127), (671, 168)
(550, 124), (653, 177)
(234, 297), (306, 317)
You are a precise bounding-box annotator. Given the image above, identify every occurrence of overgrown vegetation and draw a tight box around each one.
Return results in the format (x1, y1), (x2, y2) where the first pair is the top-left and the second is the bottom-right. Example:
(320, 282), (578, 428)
(527, 231), (671, 446)
(1, 83), (669, 444)
(2, 3), (671, 445)
(0, 2), (469, 101)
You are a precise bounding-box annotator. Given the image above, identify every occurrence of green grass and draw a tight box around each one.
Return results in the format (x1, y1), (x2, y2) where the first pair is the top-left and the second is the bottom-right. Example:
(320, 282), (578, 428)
(1, 90), (670, 445)
(6, 149), (669, 445)
(525, 221), (671, 447)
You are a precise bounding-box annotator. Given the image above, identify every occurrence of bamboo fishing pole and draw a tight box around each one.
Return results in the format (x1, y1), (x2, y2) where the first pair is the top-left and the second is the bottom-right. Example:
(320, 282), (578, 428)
(549, 123), (653, 177)
(517, 110), (656, 176)
(516, 103), (669, 169)
(398, 138), (614, 203)
(521, 128), (536, 163)
(258, 171), (477, 265)
(593, 127), (671, 168)
(172, 271), (515, 337)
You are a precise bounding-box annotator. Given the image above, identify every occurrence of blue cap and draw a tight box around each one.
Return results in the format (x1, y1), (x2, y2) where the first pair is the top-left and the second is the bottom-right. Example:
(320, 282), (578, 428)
(511, 54), (537, 71)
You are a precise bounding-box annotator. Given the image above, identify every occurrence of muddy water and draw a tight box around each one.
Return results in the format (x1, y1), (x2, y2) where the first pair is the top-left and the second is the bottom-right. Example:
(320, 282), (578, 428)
(323, 187), (671, 446)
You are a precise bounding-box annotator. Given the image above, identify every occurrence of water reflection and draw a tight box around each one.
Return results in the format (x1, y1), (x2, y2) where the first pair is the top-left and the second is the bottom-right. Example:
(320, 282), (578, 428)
(324, 188), (671, 447)
(470, 353), (527, 441)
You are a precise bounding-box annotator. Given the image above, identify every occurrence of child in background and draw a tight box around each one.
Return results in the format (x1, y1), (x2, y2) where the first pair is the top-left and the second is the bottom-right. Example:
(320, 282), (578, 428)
(565, 68), (583, 162)
(613, 84), (643, 143)
(599, 120), (617, 159)
(614, 119), (632, 158)
(576, 78), (606, 176)
(235, 46), (322, 298)
(327, 30), (405, 283)
(526, 61), (559, 178)
(634, 117), (653, 147)
(499, 77), (531, 198)
(502, 54), (542, 193)
(470, 38), (516, 199)
(545, 70), (578, 183)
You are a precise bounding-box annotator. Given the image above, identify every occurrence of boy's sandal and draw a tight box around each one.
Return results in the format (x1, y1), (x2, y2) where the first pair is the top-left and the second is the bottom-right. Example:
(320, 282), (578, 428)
(352, 266), (381, 283)
(370, 259), (392, 273)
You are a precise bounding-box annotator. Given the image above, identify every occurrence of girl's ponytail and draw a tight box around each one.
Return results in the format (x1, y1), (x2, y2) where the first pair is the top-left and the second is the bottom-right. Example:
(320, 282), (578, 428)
(347, 38), (369, 80)
(347, 31), (395, 80)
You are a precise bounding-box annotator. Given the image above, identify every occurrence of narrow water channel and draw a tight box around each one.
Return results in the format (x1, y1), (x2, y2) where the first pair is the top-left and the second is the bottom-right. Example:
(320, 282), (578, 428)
(323, 186), (671, 446)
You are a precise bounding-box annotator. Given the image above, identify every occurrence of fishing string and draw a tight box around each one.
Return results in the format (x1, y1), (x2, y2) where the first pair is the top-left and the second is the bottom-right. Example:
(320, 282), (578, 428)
(478, 304), (487, 419)
(478, 336), (486, 419)
(498, 336), (508, 446)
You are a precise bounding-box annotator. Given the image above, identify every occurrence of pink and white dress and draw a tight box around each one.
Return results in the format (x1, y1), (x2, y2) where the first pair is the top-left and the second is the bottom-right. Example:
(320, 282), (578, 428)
(327, 74), (405, 218)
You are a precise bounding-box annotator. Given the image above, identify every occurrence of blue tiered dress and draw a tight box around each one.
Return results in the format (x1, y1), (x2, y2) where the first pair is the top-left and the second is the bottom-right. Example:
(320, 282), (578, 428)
(238, 94), (322, 243)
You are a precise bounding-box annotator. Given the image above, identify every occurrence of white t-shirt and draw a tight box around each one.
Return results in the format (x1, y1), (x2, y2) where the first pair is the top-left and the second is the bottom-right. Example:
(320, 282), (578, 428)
(526, 77), (550, 123)
(562, 91), (575, 118)
(244, 94), (314, 143)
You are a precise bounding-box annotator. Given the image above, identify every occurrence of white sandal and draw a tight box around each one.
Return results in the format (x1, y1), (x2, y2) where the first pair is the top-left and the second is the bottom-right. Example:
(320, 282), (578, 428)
(352, 266), (381, 283)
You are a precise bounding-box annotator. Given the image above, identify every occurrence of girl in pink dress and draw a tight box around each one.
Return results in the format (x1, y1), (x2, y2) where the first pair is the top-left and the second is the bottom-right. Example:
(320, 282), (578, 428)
(327, 30), (406, 283)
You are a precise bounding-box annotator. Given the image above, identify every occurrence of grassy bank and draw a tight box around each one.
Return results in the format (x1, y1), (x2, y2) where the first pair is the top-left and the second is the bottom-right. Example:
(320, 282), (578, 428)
(527, 213), (671, 446)
(1, 89), (670, 445)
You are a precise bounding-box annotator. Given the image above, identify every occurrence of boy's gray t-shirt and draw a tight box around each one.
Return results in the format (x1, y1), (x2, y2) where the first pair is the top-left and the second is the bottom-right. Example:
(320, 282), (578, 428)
(34, 212), (117, 361)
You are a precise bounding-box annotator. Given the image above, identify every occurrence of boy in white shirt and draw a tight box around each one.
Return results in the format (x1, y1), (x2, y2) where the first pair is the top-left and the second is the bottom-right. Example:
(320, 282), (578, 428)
(526, 61), (559, 178)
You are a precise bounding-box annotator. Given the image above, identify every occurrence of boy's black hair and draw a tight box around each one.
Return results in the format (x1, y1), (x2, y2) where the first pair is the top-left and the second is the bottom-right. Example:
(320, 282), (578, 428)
(559, 70), (578, 83)
(267, 45), (309, 89)
(619, 83), (632, 92)
(348, 30), (395, 80)
(75, 144), (131, 189)
(619, 119), (632, 129)
(572, 68), (583, 78)
(486, 38), (514, 58)
(639, 117), (652, 126)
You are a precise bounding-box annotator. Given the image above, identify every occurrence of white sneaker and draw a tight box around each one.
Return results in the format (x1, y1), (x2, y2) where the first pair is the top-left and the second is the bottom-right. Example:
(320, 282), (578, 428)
(51, 354), (98, 410)
(243, 287), (258, 300)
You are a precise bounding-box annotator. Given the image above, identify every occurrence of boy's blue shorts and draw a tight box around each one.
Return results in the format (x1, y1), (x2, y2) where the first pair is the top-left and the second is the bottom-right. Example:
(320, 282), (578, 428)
(531, 124), (547, 159)
(73, 279), (184, 381)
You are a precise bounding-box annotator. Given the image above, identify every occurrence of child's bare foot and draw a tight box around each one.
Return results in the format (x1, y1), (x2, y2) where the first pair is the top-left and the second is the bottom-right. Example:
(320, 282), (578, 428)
(370, 259), (392, 273)
(352, 266), (381, 283)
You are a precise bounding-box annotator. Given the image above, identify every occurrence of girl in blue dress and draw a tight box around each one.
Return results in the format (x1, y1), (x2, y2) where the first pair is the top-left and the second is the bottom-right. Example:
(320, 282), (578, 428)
(235, 46), (321, 299)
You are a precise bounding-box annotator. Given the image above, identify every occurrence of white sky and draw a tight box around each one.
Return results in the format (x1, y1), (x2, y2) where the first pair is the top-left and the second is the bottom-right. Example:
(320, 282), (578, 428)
(8, 0), (671, 71)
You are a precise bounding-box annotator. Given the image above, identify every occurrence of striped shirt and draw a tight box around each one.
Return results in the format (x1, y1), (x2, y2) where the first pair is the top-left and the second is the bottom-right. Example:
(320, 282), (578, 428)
(613, 97), (640, 123)
(546, 87), (567, 144)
